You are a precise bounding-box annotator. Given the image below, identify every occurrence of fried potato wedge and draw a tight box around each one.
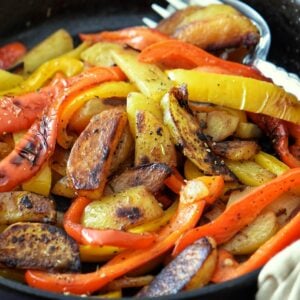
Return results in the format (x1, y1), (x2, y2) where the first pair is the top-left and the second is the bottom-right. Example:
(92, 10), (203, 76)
(211, 140), (260, 161)
(105, 163), (172, 195)
(135, 110), (177, 167)
(161, 87), (236, 181)
(222, 211), (279, 255)
(137, 237), (217, 297)
(157, 4), (259, 51)
(67, 107), (127, 200)
(0, 191), (56, 225)
(82, 186), (163, 231)
(0, 222), (80, 272)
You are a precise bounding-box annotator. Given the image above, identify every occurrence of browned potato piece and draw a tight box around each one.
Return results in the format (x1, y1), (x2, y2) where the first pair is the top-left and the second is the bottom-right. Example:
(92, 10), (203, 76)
(51, 176), (76, 199)
(235, 122), (262, 139)
(105, 163), (172, 195)
(211, 140), (260, 161)
(157, 5), (259, 51)
(67, 108), (127, 200)
(203, 110), (239, 141)
(0, 191), (56, 225)
(135, 110), (177, 167)
(156, 6), (200, 36)
(0, 222), (80, 272)
(109, 125), (134, 175)
(137, 237), (217, 297)
(161, 87), (236, 181)
(82, 186), (163, 230)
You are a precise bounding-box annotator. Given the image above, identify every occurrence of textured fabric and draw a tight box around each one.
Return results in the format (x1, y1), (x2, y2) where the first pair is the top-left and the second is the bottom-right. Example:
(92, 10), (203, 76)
(256, 240), (300, 300)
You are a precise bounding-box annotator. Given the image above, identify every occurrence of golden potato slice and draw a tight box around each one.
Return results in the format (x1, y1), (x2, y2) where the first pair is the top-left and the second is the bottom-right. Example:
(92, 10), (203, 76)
(157, 4), (259, 51)
(82, 186), (163, 230)
(211, 140), (260, 161)
(0, 222), (80, 272)
(105, 163), (172, 195)
(135, 110), (177, 167)
(67, 108), (127, 200)
(51, 176), (76, 199)
(235, 122), (262, 139)
(161, 87), (236, 181)
(222, 211), (279, 255)
(0, 191), (56, 225)
(137, 237), (216, 297)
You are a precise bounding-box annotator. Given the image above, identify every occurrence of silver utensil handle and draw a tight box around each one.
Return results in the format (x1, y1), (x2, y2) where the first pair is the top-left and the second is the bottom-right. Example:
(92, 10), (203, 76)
(253, 59), (300, 100)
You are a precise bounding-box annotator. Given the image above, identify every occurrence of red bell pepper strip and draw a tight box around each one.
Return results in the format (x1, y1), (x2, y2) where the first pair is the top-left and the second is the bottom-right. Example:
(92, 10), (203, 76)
(249, 113), (300, 168)
(0, 42), (27, 69)
(138, 40), (264, 80)
(63, 196), (157, 249)
(173, 167), (300, 256)
(212, 211), (300, 282)
(164, 168), (185, 194)
(79, 26), (170, 51)
(25, 176), (223, 295)
(0, 66), (126, 192)
(0, 74), (61, 135)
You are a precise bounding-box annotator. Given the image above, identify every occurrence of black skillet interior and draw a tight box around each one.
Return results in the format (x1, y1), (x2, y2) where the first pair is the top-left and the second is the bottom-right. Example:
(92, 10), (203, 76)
(0, 0), (299, 299)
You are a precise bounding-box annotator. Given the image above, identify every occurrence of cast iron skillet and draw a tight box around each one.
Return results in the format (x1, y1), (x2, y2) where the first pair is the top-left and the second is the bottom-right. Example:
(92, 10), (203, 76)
(0, 0), (299, 299)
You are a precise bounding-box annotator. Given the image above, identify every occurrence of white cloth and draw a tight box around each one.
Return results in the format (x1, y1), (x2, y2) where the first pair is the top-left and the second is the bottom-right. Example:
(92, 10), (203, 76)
(256, 240), (300, 300)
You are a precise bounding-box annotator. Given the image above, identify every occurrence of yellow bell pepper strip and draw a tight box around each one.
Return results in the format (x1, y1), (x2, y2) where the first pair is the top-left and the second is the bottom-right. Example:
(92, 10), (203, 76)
(0, 70), (23, 91)
(138, 40), (264, 79)
(0, 42), (26, 70)
(25, 176), (223, 295)
(167, 69), (300, 124)
(80, 26), (170, 51)
(98, 290), (122, 299)
(57, 81), (136, 149)
(0, 66), (125, 192)
(254, 151), (289, 176)
(0, 57), (83, 96)
(62, 41), (92, 59)
(212, 211), (300, 282)
(173, 167), (300, 256)
(63, 196), (157, 249)
(0, 74), (61, 135)
(249, 113), (300, 167)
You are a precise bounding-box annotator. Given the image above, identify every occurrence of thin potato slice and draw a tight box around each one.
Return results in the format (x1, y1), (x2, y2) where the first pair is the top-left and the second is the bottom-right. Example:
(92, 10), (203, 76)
(0, 222), (80, 272)
(161, 87), (236, 181)
(135, 110), (177, 167)
(222, 211), (279, 255)
(67, 108), (127, 200)
(211, 140), (260, 161)
(0, 191), (56, 225)
(137, 237), (216, 297)
(82, 186), (163, 230)
(105, 163), (172, 195)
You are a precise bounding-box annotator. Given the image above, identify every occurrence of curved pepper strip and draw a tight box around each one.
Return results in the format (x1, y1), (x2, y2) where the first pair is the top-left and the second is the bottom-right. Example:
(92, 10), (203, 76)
(0, 42), (27, 70)
(212, 211), (300, 282)
(80, 26), (170, 51)
(0, 74), (62, 134)
(138, 40), (264, 80)
(63, 196), (157, 249)
(57, 81), (135, 149)
(249, 113), (300, 168)
(0, 66), (125, 192)
(25, 176), (224, 295)
(173, 167), (300, 256)
(0, 57), (83, 96)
